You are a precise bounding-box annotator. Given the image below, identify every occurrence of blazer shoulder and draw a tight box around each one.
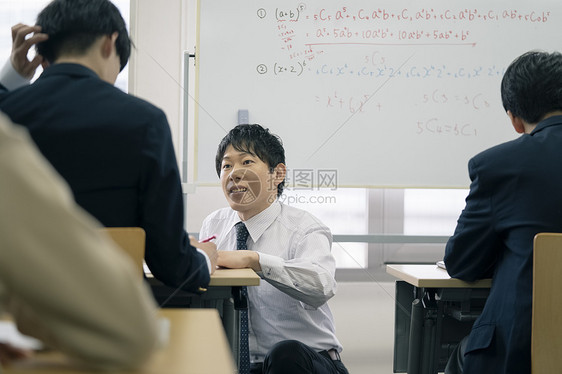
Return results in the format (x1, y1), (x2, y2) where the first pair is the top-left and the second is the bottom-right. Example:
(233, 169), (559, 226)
(470, 136), (523, 167)
(111, 88), (166, 118)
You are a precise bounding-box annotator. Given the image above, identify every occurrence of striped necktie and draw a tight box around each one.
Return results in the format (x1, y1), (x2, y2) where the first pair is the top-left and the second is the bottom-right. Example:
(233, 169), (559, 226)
(235, 222), (250, 374)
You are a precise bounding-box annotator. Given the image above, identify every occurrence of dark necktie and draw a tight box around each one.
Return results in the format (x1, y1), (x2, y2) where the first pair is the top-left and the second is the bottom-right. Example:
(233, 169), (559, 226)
(235, 222), (250, 374)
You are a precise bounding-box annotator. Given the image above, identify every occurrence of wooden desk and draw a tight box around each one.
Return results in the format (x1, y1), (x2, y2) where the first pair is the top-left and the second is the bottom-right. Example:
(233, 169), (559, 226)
(148, 267), (260, 371)
(386, 264), (492, 288)
(209, 268), (261, 286)
(145, 267), (260, 288)
(386, 264), (491, 374)
(4, 309), (235, 374)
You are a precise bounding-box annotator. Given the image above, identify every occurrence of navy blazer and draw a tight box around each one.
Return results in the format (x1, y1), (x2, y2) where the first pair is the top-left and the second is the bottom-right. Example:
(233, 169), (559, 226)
(445, 116), (562, 374)
(0, 63), (209, 291)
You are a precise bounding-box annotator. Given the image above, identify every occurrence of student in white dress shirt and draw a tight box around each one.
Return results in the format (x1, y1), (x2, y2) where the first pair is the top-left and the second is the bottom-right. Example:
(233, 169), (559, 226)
(199, 124), (349, 374)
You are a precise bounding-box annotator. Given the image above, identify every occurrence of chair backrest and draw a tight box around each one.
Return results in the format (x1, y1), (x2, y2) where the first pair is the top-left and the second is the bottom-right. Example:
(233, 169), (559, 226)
(532, 232), (562, 373)
(102, 227), (146, 277)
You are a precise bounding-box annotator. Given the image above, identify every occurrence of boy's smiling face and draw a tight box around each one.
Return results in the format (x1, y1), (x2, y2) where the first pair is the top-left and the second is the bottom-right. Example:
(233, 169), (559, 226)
(220, 145), (284, 221)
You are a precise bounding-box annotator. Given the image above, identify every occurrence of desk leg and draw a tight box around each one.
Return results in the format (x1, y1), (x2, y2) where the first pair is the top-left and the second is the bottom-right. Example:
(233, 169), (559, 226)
(409, 298), (438, 374)
(432, 300), (445, 374)
(421, 316), (435, 374)
(394, 281), (415, 372)
(408, 298), (423, 374)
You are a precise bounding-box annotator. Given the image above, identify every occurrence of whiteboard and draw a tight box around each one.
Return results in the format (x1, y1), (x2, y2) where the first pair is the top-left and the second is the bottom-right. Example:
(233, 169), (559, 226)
(196, 0), (559, 188)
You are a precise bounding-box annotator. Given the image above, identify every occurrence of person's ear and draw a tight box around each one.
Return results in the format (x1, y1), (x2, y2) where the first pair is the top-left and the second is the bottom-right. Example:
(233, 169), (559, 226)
(272, 163), (286, 187)
(101, 32), (119, 59)
(507, 110), (526, 134)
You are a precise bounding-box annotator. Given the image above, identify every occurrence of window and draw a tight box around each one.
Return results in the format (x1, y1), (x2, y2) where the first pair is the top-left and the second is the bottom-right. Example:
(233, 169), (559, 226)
(282, 188), (369, 269)
(404, 189), (468, 236)
(282, 187), (468, 271)
(0, 0), (130, 90)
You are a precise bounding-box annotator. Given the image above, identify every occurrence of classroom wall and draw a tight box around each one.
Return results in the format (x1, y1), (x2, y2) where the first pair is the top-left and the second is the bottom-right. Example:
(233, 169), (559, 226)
(129, 0), (229, 232)
(129, 0), (185, 169)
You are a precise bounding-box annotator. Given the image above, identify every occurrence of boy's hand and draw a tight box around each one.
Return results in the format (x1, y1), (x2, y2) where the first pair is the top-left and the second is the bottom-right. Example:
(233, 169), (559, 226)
(189, 236), (218, 274)
(10, 24), (49, 79)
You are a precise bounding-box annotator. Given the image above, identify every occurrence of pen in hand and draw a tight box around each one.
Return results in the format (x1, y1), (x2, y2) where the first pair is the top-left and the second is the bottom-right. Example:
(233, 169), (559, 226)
(200, 235), (216, 243)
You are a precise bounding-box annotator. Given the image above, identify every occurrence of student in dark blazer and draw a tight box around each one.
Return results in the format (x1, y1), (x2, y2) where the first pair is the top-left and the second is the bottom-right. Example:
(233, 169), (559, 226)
(444, 51), (562, 374)
(0, 0), (217, 293)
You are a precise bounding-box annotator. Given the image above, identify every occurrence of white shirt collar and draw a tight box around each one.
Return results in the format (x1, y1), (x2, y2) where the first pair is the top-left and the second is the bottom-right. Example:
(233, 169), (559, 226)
(233, 200), (281, 243)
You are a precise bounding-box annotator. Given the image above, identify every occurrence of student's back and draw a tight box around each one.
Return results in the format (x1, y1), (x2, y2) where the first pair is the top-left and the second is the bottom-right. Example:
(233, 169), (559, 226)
(0, 0), (216, 293)
(0, 63), (173, 229)
(0, 62), (209, 290)
(444, 51), (562, 374)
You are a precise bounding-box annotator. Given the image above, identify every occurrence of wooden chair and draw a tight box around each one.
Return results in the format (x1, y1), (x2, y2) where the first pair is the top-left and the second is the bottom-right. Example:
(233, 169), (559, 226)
(532, 233), (562, 373)
(102, 227), (146, 277)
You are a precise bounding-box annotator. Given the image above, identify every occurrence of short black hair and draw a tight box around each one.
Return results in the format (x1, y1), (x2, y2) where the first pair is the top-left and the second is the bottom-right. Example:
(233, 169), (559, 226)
(501, 50), (562, 124)
(36, 0), (131, 71)
(215, 124), (286, 197)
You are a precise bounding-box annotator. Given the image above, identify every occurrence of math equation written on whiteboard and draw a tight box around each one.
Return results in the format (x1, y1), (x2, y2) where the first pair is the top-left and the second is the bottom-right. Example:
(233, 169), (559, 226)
(196, 0), (560, 187)
(248, 3), (553, 138)
(260, 5), (550, 62)
(256, 5), (550, 78)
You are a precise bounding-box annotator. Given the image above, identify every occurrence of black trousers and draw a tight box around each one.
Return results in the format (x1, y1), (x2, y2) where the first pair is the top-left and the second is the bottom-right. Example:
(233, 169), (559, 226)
(445, 335), (468, 374)
(249, 340), (349, 374)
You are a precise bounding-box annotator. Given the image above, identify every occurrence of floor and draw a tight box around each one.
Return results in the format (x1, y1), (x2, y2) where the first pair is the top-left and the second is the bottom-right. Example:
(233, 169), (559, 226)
(328, 281), (397, 374)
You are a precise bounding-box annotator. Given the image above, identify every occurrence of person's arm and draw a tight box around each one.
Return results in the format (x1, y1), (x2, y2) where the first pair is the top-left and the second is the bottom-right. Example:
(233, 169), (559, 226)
(139, 109), (215, 292)
(444, 157), (501, 281)
(257, 227), (336, 308)
(0, 59), (29, 91)
(0, 24), (48, 90)
(0, 114), (158, 370)
(213, 220), (337, 309)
